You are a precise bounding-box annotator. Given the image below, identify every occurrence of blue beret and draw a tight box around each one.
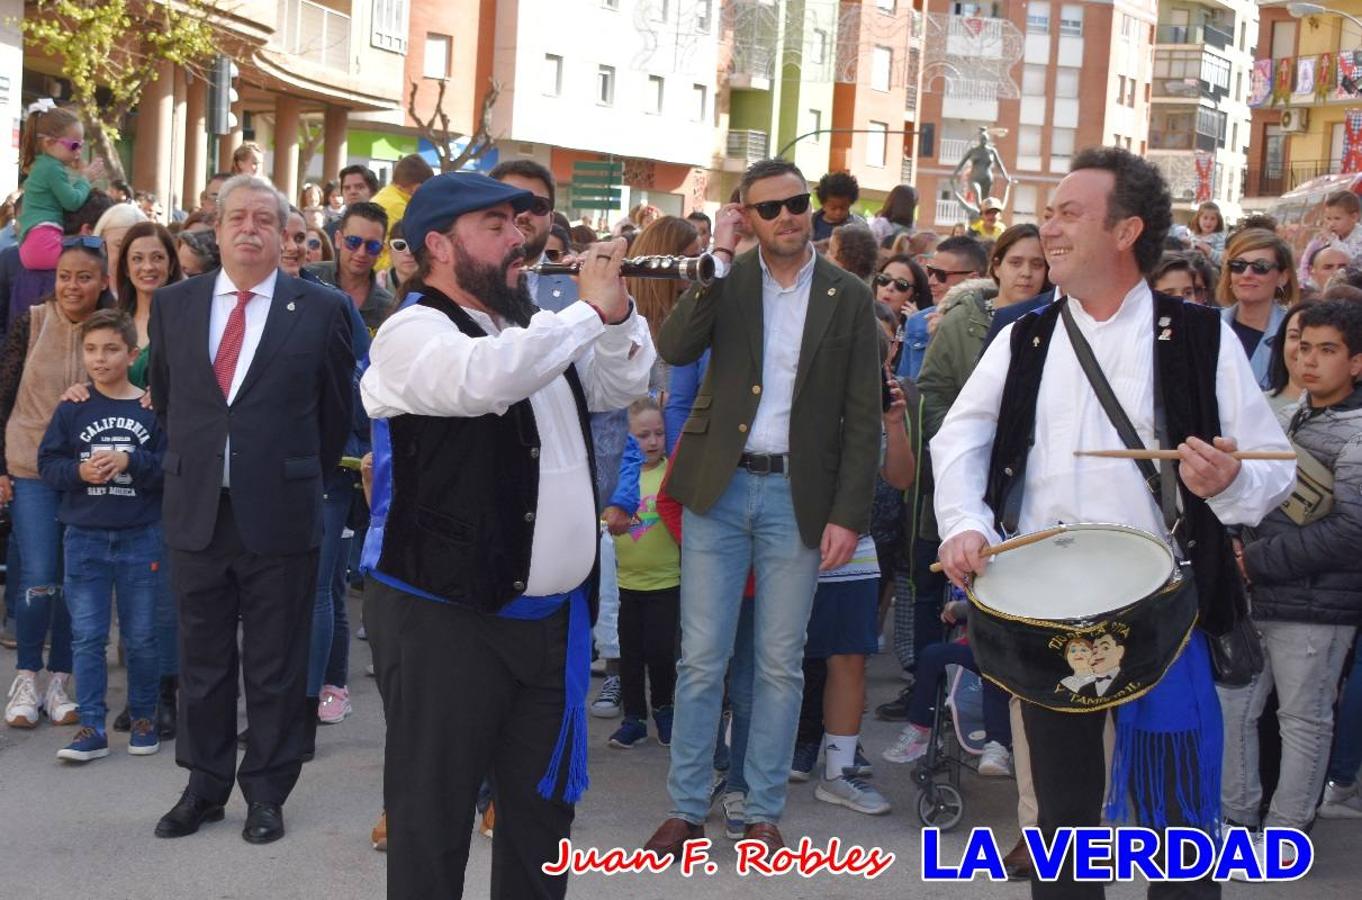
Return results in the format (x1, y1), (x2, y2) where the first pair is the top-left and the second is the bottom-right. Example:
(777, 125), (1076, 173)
(401, 172), (535, 256)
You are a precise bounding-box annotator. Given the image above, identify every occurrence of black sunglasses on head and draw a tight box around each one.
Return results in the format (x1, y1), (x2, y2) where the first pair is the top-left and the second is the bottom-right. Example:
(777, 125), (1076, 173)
(1227, 258), (1281, 275)
(745, 193), (811, 221)
(875, 274), (913, 292)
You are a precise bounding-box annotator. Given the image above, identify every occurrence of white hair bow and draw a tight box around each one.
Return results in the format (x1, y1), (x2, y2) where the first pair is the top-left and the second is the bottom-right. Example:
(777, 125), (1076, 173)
(26, 98), (56, 116)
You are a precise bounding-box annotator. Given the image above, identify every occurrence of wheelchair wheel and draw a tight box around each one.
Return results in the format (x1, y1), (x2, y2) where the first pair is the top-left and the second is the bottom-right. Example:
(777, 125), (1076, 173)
(916, 783), (964, 831)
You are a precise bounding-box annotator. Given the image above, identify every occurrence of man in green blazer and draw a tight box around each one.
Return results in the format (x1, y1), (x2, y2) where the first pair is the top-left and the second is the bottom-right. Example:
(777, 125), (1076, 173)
(643, 159), (882, 856)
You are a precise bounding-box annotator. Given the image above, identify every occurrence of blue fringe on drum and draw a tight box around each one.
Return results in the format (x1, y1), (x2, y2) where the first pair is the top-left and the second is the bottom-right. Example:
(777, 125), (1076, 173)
(1105, 631), (1222, 835)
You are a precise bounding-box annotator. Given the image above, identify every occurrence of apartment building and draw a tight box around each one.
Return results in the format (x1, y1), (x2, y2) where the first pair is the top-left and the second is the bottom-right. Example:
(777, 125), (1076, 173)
(1147, 0), (1257, 222)
(915, 0), (1157, 231)
(1243, 1), (1362, 210)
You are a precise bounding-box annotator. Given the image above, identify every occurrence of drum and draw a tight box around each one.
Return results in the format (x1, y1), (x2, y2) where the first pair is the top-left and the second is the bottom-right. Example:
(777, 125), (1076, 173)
(965, 523), (1197, 713)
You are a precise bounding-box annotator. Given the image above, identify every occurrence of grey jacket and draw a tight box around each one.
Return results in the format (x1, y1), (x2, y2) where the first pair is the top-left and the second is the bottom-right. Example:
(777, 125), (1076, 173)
(1242, 384), (1362, 626)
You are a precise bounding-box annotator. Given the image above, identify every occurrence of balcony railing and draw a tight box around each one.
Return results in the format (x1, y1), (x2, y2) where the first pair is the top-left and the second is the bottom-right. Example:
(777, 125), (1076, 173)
(1156, 23), (1232, 50)
(1152, 77), (1217, 101)
(938, 137), (973, 164)
(1149, 130), (1219, 153)
(1244, 160), (1339, 198)
(935, 197), (967, 226)
(901, 156), (914, 185)
(277, 0), (351, 71)
(944, 78), (999, 102)
(727, 129), (770, 162)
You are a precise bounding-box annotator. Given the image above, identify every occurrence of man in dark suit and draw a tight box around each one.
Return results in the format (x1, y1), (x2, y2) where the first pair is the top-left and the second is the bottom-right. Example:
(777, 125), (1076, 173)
(643, 158), (882, 856)
(148, 174), (354, 845)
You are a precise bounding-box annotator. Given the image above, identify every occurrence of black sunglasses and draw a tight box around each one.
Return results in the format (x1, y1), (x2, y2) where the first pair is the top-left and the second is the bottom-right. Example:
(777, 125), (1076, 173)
(875, 274), (913, 292)
(342, 235), (384, 256)
(745, 193), (811, 221)
(522, 196), (553, 217)
(926, 265), (975, 283)
(1227, 258), (1281, 276)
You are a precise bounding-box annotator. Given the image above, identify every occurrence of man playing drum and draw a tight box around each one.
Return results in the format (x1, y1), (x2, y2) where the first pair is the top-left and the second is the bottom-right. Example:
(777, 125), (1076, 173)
(933, 148), (1295, 899)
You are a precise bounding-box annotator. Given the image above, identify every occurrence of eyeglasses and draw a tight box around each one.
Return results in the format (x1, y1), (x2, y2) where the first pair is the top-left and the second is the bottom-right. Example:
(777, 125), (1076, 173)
(389, 239), (409, 253)
(306, 238), (321, 250)
(1227, 258), (1281, 276)
(522, 196), (553, 217)
(342, 235), (384, 256)
(926, 265), (976, 283)
(745, 193), (812, 221)
(875, 274), (914, 292)
(61, 235), (104, 252)
(49, 136), (83, 153)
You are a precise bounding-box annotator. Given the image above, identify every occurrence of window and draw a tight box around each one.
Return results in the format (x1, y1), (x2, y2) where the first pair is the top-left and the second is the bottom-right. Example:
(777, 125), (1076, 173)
(692, 84), (707, 122)
(602, 0), (619, 9)
(543, 54), (563, 96)
(1027, 2), (1050, 33)
(1240, 22), (1247, 52)
(1059, 5), (1083, 37)
(651, 0), (669, 22)
(1201, 54), (1230, 92)
(1235, 71), (1243, 103)
(866, 121), (888, 168)
(696, 0), (712, 32)
(872, 46), (893, 91)
(597, 65), (615, 106)
(1125, 77), (1136, 106)
(1055, 67), (1079, 99)
(1023, 64), (1046, 96)
(423, 33), (450, 80)
(811, 28), (828, 65)
(1271, 22), (1297, 60)
(876, 0), (896, 13)
(1051, 126), (1075, 168)
(371, 0), (409, 53)
(1231, 121), (1238, 153)
(1116, 75), (1126, 105)
(809, 108), (823, 143)
(1120, 13), (1135, 40)
(647, 75), (664, 114)
(1019, 125), (1043, 156)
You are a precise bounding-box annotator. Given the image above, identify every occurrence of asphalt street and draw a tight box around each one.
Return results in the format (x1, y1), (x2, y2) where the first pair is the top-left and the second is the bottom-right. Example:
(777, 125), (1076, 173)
(0, 589), (1355, 899)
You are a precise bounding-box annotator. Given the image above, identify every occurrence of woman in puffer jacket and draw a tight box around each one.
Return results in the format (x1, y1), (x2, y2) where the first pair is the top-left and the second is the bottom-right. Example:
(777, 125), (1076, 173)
(1222, 299), (1362, 845)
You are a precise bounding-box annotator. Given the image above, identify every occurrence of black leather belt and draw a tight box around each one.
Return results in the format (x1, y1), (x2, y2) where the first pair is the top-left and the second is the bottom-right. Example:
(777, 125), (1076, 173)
(738, 453), (787, 475)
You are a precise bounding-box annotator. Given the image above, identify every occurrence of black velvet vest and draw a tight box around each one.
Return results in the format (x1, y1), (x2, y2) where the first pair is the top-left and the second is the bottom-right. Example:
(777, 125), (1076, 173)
(375, 289), (600, 620)
(983, 293), (1244, 636)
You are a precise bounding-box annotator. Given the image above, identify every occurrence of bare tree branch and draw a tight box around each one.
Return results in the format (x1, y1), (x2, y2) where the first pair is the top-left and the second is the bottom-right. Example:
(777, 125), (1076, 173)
(408, 77), (501, 174)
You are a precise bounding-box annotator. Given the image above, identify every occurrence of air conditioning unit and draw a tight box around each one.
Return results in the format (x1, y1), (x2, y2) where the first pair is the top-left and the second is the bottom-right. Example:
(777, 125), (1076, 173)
(1280, 108), (1310, 133)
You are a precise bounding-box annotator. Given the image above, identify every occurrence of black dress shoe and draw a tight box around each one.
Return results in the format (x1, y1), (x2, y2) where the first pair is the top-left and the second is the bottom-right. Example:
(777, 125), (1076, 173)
(156, 676), (177, 740)
(155, 790), (225, 838)
(112, 706), (132, 732)
(242, 802), (285, 844)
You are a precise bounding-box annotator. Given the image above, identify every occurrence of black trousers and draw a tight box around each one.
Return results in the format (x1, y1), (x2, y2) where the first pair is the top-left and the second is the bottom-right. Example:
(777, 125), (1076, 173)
(617, 586), (679, 720)
(1022, 703), (1220, 900)
(796, 656), (829, 746)
(371, 579), (575, 900)
(172, 495), (319, 806)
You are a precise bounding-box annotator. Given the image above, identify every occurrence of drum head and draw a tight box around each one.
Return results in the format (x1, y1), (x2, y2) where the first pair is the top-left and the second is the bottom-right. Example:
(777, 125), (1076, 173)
(971, 524), (1174, 621)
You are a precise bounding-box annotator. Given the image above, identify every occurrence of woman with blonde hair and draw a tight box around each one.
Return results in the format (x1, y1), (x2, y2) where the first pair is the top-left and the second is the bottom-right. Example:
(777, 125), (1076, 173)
(92, 202), (148, 301)
(231, 141), (264, 176)
(1218, 227), (1298, 387)
(625, 215), (701, 387)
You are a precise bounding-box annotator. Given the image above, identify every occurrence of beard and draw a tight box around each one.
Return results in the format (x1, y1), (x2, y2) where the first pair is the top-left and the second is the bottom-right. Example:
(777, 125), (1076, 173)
(520, 223), (549, 263)
(453, 240), (536, 327)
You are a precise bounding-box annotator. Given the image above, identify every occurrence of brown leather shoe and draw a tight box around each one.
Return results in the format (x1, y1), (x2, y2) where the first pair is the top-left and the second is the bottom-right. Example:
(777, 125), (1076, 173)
(480, 801), (495, 840)
(742, 822), (784, 854)
(643, 817), (704, 861)
(1003, 836), (1033, 881)
(370, 810), (387, 851)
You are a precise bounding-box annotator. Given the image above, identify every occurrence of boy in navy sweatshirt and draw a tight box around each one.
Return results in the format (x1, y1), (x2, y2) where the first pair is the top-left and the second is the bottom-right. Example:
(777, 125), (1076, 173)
(38, 309), (165, 762)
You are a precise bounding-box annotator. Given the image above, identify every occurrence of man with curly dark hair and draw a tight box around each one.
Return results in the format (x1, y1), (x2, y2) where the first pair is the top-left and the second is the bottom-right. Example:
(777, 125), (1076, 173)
(812, 171), (864, 241)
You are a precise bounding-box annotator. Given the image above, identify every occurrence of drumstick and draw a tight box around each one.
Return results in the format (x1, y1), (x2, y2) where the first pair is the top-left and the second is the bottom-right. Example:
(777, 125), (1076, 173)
(928, 525), (1068, 574)
(1074, 449), (1296, 461)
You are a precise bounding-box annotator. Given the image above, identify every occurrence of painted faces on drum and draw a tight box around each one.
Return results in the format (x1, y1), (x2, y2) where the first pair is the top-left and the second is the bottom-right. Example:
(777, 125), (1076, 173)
(1039, 169), (1144, 296)
(1089, 633), (1126, 676)
(1063, 638), (1093, 675)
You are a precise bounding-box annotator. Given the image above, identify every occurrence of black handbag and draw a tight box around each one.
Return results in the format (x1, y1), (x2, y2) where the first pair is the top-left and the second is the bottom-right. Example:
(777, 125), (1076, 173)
(1059, 300), (1263, 686)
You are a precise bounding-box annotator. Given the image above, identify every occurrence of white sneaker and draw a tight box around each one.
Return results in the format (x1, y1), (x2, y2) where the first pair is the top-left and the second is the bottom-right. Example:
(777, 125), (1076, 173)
(721, 791), (746, 839)
(44, 672), (78, 725)
(590, 675), (622, 718)
(882, 724), (932, 764)
(5, 671), (40, 728)
(814, 771), (892, 815)
(1228, 830), (1297, 881)
(1318, 779), (1362, 819)
(978, 740), (1013, 777)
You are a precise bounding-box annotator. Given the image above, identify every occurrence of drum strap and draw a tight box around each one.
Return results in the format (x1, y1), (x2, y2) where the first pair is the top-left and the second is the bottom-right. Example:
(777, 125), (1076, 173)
(1060, 299), (1181, 541)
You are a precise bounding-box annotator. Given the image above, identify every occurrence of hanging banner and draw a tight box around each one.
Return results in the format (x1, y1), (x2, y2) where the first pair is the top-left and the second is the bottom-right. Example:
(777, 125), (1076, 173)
(1273, 57), (1294, 105)
(1194, 152), (1214, 204)
(1336, 51), (1362, 101)
(1249, 58), (1274, 108)
(1317, 52), (1335, 102)
(1294, 56), (1317, 99)
(1343, 109), (1362, 174)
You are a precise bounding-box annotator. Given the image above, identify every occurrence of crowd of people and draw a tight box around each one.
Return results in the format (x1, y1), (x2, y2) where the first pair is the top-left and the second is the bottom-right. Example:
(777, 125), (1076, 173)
(2, 93), (1362, 900)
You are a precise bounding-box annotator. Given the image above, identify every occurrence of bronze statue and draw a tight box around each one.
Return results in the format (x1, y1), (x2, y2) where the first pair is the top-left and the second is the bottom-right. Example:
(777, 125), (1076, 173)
(950, 127), (1015, 219)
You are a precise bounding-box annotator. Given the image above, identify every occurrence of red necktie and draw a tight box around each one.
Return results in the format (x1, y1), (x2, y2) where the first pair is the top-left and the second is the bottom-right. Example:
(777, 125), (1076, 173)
(213, 290), (253, 400)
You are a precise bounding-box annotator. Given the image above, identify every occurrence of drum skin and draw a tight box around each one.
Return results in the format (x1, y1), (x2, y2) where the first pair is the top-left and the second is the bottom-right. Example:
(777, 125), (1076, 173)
(965, 525), (1199, 713)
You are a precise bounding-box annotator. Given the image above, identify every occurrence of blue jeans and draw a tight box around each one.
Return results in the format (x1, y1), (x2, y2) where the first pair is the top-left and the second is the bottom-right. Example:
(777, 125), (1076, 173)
(11, 477), (70, 673)
(308, 479), (353, 696)
(725, 599), (755, 796)
(907, 640), (1012, 746)
(65, 524), (162, 726)
(1327, 636), (1362, 784)
(155, 551), (177, 677)
(667, 470), (820, 824)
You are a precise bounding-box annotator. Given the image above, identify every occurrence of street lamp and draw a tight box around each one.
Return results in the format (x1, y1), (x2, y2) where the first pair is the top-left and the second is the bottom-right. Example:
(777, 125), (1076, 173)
(1284, 2), (1362, 31)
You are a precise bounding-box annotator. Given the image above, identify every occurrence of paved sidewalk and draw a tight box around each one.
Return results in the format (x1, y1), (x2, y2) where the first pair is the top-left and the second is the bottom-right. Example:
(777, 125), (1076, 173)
(0, 591), (1354, 898)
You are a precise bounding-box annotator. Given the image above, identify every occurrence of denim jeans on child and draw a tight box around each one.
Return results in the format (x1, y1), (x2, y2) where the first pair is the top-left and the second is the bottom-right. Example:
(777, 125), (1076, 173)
(666, 470), (820, 825)
(64, 523), (163, 726)
(1327, 640), (1362, 785)
(11, 477), (70, 673)
(308, 478), (354, 696)
(1219, 620), (1357, 828)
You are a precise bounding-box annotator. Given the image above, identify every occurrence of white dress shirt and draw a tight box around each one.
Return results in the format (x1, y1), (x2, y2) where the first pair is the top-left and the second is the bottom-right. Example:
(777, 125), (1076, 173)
(361, 298), (655, 596)
(211, 269), (277, 487)
(932, 281), (1295, 549)
(745, 246), (817, 454)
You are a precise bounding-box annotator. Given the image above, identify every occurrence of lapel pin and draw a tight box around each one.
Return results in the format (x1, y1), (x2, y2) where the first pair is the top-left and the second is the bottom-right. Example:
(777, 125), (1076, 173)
(1032, 336), (1041, 348)
(1158, 328), (1172, 341)
(827, 288), (836, 296)
(552, 289), (562, 299)
(287, 301), (296, 311)
(1158, 316), (1171, 327)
